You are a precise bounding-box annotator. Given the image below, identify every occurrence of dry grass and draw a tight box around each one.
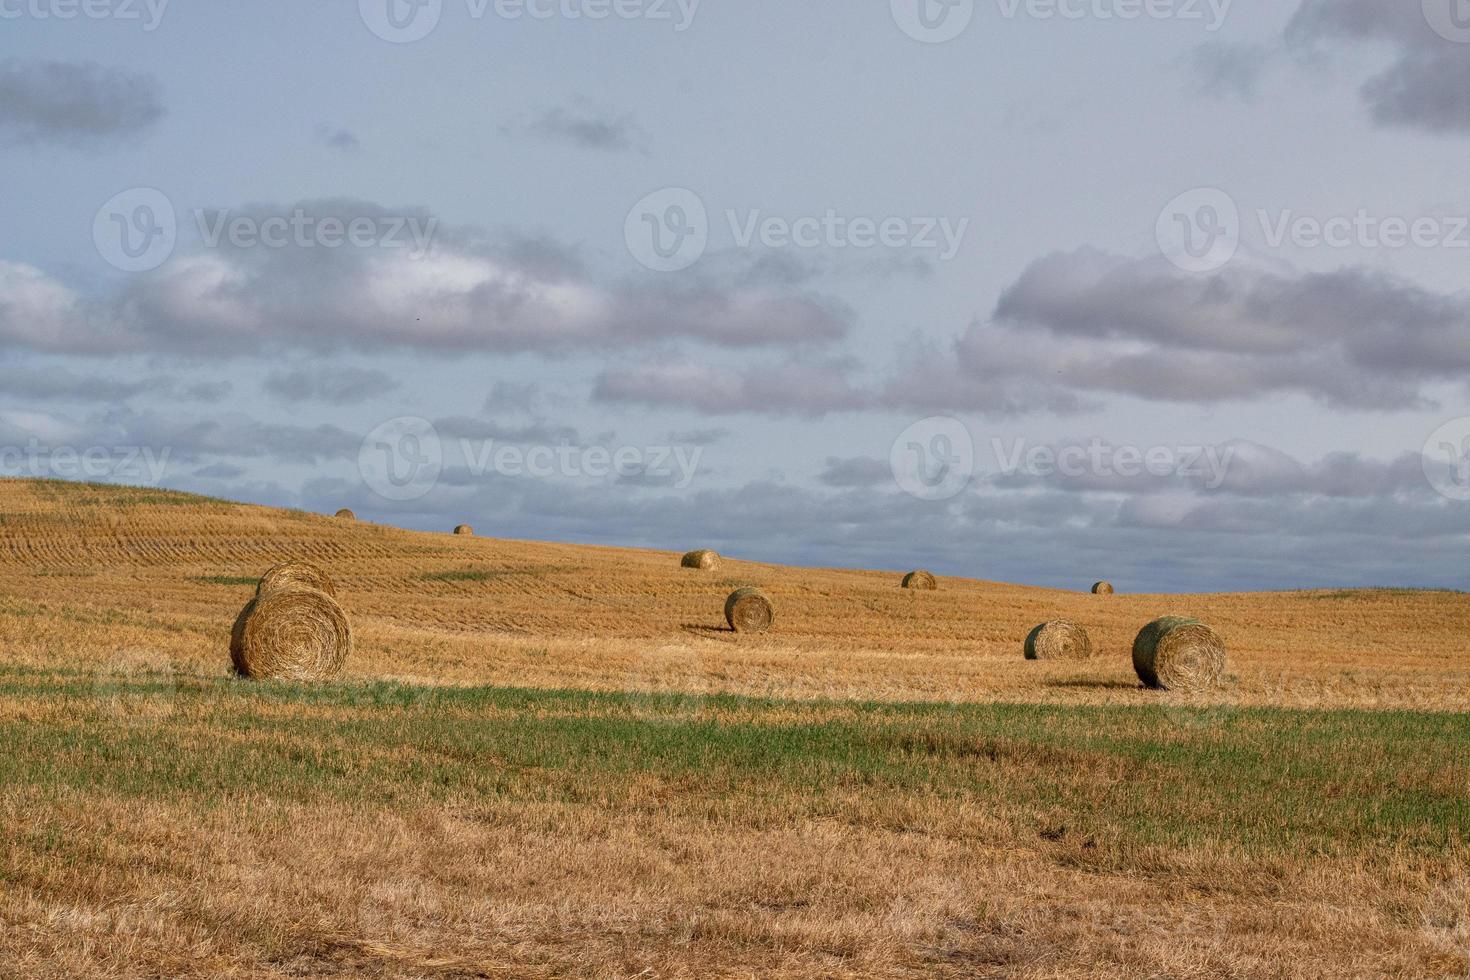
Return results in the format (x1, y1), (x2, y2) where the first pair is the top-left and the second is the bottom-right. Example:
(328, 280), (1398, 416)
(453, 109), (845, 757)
(0, 477), (1468, 978)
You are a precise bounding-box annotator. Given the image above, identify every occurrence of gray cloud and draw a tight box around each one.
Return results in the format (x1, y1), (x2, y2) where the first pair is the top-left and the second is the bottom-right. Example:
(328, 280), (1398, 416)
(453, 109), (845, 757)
(1185, 42), (1274, 100)
(1285, 0), (1470, 132)
(593, 360), (873, 417)
(817, 456), (891, 488)
(1, 200), (851, 357)
(281, 438), (1464, 594)
(315, 124), (361, 152)
(510, 100), (649, 153)
(0, 366), (152, 402)
(587, 246), (1470, 417)
(667, 427), (731, 447)
(483, 381), (544, 414)
(979, 248), (1470, 409)
(263, 366), (397, 404)
(180, 381), (234, 403)
(435, 415), (581, 445)
(0, 60), (163, 146)
(0, 407), (359, 471)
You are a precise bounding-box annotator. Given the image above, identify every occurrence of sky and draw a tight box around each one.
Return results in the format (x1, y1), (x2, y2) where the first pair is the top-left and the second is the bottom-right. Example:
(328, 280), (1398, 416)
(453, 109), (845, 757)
(1, 0), (1468, 593)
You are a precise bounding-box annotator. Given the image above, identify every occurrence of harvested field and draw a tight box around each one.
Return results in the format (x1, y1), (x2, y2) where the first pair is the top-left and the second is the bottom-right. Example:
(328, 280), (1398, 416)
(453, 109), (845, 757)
(0, 477), (1467, 978)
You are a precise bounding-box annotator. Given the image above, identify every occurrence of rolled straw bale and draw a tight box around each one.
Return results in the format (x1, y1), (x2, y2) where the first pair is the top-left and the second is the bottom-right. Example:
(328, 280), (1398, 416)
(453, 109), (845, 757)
(257, 560), (337, 599)
(902, 570), (938, 591)
(681, 549), (721, 570)
(230, 587), (351, 681)
(724, 588), (774, 634)
(1024, 620), (1093, 661)
(1132, 617), (1226, 691)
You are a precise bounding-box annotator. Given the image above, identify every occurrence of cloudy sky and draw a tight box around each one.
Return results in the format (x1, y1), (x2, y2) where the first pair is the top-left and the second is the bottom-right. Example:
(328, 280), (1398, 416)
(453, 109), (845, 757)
(2, 0), (1468, 593)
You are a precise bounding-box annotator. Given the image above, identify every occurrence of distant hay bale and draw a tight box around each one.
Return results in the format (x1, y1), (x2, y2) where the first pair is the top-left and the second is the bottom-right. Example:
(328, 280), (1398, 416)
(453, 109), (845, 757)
(1092, 581), (1115, 595)
(454, 524), (474, 536)
(1132, 617), (1226, 692)
(257, 560), (337, 599)
(335, 509), (355, 520)
(724, 587), (774, 634)
(230, 587), (352, 681)
(902, 570), (937, 591)
(1024, 620), (1093, 661)
(681, 549), (720, 570)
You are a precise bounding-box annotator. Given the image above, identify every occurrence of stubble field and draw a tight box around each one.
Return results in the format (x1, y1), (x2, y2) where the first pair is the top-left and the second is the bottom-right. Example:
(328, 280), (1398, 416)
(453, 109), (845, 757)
(0, 477), (1467, 978)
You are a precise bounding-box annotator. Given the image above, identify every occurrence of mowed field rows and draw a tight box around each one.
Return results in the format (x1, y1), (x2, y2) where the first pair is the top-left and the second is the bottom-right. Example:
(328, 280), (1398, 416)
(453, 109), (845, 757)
(0, 477), (1467, 710)
(1, 477), (1468, 979)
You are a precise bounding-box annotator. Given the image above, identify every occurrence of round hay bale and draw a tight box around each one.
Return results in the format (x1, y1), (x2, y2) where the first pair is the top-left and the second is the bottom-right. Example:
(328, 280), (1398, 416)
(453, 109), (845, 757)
(454, 524), (474, 536)
(1092, 581), (1114, 595)
(1132, 617), (1226, 692)
(681, 549), (720, 570)
(902, 570), (937, 591)
(257, 560), (337, 599)
(1024, 620), (1092, 661)
(724, 587), (774, 634)
(335, 508), (356, 520)
(230, 587), (352, 681)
